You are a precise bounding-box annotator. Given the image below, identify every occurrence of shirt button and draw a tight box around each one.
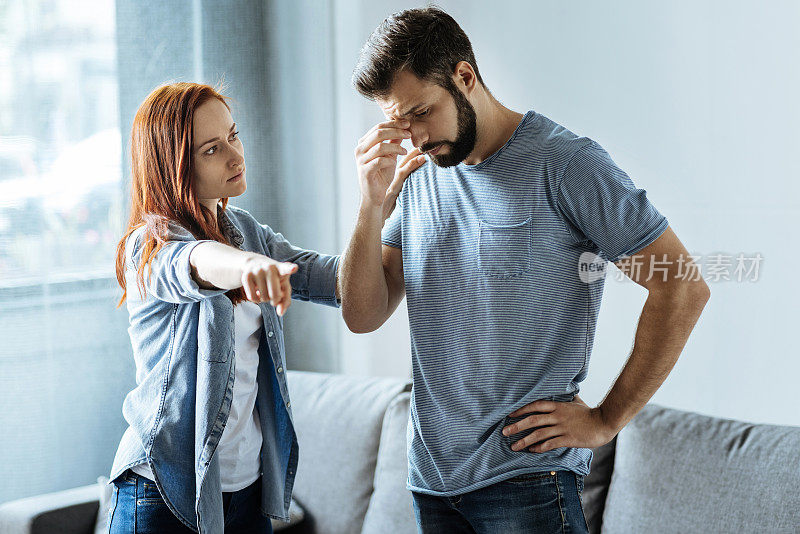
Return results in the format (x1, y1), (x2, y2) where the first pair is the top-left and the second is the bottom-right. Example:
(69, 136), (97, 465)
(277, 366), (283, 374)
(550, 471), (556, 476)
(268, 331), (274, 338)
(286, 401), (291, 408)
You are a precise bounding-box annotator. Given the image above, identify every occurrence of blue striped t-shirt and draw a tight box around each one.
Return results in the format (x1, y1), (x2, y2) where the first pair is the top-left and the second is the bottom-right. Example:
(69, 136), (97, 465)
(381, 110), (669, 496)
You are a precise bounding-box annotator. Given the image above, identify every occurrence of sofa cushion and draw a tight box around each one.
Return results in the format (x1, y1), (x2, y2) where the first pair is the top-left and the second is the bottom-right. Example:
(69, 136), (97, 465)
(581, 437), (616, 534)
(0, 484), (98, 534)
(602, 404), (800, 533)
(286, 371), (411, 534)
(361, 392), (416, 534)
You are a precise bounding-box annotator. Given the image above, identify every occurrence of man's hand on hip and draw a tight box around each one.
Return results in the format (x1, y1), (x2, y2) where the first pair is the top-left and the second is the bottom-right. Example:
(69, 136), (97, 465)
(501, 396), (619, 453)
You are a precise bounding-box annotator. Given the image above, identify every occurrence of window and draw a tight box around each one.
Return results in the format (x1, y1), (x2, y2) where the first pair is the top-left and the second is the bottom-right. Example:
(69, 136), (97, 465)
(0, 0), (122, 284)
(0, 0), (135, 505)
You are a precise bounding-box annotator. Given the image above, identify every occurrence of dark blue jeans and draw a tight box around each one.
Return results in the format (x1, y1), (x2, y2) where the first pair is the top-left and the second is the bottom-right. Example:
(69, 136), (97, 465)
(108, 470), (273, 534)
(411, 470), (588, 533)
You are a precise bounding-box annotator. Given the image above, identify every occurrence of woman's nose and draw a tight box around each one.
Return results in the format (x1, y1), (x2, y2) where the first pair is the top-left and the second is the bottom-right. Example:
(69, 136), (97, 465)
(229, 146), (244, 168)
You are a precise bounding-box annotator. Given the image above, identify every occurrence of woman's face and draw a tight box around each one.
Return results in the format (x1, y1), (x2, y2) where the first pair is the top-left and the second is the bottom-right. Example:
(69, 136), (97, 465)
(191, 98), (246, 211)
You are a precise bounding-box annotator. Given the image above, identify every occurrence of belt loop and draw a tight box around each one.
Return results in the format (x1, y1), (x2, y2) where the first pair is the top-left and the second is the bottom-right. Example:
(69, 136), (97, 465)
(124, 469), (137, 483)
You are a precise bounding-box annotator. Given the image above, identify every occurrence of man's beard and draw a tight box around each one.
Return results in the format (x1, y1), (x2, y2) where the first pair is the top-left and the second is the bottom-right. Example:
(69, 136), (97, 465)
(421, 85), (477, 168)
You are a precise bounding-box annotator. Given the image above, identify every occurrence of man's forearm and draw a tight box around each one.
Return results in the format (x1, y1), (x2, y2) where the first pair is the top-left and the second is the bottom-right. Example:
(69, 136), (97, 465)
(340, 203), (391, 332)
(189, 241), (258, 290)
(598, 284), (710, 432)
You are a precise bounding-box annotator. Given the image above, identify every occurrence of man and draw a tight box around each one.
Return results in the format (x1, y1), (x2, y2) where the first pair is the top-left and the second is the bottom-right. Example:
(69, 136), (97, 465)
(338, 7), (710, 533)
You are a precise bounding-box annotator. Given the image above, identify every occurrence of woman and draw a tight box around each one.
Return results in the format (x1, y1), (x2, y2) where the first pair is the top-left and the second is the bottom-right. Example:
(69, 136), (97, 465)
(107, 82), (340, 533)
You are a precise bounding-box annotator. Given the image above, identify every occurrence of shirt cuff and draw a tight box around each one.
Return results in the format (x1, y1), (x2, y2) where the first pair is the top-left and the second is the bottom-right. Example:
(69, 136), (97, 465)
(306, 253), (341, 308)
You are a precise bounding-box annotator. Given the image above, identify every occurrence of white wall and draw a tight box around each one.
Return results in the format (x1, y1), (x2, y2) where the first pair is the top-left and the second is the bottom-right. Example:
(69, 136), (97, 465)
(329, 0), (800, 426)
(268, 1), (343, 372)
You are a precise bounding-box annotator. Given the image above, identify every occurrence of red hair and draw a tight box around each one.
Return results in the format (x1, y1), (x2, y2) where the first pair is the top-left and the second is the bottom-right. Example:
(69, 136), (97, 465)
(115, 82), (246, 306)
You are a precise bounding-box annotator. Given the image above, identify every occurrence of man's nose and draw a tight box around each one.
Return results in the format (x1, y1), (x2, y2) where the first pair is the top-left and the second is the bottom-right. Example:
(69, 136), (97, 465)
(410, 125), (428, 148)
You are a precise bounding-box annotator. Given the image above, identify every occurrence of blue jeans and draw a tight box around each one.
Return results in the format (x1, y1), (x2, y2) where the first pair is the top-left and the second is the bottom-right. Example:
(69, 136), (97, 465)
(411, 470), (588, 533)
(108, 470), (273, 534)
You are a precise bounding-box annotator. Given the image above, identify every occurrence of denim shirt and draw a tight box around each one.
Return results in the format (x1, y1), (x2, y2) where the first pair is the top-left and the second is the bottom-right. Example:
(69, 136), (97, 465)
(109, 204), (340, 533)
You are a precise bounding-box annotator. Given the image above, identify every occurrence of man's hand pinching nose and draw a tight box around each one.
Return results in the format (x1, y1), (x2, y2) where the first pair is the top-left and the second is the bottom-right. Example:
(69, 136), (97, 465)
(355, 119), (423, 208)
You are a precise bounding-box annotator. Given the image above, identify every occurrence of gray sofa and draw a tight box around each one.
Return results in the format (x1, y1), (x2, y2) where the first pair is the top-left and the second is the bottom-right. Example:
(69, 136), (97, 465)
(1, 370), (798, 533)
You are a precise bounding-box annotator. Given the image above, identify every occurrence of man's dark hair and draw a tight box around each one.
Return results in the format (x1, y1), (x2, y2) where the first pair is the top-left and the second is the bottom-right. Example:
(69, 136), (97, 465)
(352, 6), (484, 100)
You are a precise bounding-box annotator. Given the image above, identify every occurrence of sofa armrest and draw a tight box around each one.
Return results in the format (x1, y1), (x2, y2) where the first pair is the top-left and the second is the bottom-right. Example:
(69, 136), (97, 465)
(0, 485), (99, 534)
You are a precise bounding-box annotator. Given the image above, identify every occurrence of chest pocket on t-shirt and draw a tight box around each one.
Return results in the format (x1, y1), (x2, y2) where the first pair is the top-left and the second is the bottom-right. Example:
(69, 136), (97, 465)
(478, 217), (532, 279)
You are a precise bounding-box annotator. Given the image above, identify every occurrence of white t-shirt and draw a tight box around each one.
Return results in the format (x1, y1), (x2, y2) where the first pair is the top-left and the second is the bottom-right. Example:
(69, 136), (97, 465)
(131, 300), (264, 492)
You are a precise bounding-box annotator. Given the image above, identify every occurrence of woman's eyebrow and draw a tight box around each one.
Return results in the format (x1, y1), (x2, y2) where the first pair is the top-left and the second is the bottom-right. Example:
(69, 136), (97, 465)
(197, 123), (237, 149)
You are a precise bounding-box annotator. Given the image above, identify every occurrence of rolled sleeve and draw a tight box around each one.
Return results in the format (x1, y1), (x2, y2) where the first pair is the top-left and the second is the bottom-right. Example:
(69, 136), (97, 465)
(557, 141), (669, 262)
(263, 227), (341, 308)
(126, 226), (228, 304)
(304, 253), (341, 308)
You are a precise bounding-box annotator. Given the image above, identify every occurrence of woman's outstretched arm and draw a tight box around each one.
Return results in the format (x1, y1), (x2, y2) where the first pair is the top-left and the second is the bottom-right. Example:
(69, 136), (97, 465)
(189, 241), (297, 315)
